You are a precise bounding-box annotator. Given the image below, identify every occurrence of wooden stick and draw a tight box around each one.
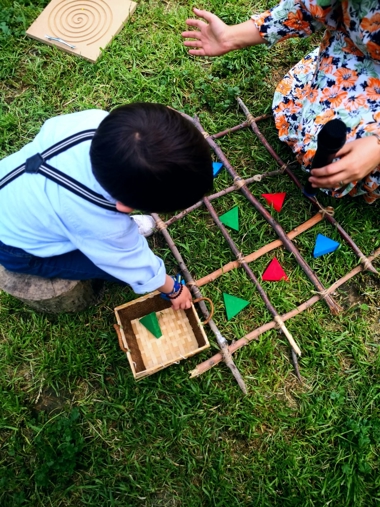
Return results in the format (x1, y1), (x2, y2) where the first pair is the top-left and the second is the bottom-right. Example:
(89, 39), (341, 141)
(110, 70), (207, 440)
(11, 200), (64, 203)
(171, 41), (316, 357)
(196, 212), (323, 287)
(211, 114), (271, 140)
(237, 97), (378, 276)
(190, 248), (380, 377)
(291, 348), (302, 382)
(211, 120), (250, 139)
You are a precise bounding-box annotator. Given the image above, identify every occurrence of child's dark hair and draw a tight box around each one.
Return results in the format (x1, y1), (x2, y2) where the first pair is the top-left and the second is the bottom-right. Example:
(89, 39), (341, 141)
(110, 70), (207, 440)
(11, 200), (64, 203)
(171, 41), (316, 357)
(90, 103), (213, 212)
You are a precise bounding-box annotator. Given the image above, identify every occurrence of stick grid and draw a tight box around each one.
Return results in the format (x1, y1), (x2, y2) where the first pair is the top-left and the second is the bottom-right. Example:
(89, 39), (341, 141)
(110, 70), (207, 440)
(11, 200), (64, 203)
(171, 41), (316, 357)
(151, 100), (379, 392)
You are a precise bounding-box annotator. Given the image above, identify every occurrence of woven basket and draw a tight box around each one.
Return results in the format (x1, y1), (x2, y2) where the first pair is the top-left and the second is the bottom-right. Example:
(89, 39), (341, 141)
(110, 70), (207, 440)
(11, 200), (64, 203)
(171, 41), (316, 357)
(114, 291), (210, 380)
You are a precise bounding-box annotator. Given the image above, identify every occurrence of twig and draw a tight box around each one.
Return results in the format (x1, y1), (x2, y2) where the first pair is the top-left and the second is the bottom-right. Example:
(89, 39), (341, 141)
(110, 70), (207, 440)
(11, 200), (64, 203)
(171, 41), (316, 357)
(211, 114), (270, 140)
(291, 349), (302, 382)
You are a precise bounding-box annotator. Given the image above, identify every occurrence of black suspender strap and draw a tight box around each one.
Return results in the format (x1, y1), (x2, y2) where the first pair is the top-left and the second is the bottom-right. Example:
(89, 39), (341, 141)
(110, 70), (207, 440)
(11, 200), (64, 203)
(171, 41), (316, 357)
(35, 162), (117, 211)
(0, 163), (26, 190)
(0, 129), (117, 212)
(41, 129), (98, 159)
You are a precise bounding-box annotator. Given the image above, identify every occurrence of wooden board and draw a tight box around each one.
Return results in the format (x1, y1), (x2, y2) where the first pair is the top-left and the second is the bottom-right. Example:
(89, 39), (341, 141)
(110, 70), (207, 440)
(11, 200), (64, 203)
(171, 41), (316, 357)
(26, 0), (137, 63)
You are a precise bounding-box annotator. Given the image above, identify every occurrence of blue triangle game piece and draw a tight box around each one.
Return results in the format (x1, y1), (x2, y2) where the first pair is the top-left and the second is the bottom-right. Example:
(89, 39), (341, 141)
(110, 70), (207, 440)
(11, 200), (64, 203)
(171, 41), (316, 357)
(313, 234), (340, 258)
(213, 162), (223, 177)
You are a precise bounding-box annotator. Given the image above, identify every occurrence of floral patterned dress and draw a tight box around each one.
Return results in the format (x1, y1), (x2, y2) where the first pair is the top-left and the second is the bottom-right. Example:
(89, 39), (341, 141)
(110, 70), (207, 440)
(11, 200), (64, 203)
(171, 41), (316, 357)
(252, 0), (380, 203)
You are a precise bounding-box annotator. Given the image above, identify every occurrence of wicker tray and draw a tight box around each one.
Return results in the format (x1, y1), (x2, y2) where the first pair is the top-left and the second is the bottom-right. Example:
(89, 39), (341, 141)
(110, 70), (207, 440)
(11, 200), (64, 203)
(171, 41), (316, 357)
(114, 291), (210, 380)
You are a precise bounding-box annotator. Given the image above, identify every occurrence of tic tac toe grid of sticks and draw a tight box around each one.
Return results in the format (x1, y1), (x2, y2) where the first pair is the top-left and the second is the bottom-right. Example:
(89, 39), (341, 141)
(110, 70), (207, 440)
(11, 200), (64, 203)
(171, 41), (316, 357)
(151, 98), (380, 394)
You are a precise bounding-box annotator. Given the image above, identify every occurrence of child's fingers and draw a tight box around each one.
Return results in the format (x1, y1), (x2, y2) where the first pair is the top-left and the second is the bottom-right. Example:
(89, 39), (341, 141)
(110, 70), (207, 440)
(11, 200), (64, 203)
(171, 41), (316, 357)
(183, 299), (192, 310)
(172, 300), (192, 310)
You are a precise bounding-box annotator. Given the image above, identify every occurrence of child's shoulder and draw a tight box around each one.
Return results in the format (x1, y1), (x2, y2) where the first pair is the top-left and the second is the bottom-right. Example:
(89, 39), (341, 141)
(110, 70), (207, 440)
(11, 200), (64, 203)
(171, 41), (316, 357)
(39, 109), (109, 142)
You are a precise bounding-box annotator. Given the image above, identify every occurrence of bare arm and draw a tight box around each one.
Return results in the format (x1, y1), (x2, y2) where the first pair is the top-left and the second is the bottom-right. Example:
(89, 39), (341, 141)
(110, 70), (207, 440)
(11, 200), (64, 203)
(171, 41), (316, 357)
(182, 7), (266, 57)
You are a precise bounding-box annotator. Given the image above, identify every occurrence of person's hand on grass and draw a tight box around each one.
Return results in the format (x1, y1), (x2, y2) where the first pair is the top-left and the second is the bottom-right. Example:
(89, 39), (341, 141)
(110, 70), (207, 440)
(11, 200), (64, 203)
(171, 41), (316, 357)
(182, 8), (232, 56)
(308, 136), (380, 189)
(182, 7), (265, 57)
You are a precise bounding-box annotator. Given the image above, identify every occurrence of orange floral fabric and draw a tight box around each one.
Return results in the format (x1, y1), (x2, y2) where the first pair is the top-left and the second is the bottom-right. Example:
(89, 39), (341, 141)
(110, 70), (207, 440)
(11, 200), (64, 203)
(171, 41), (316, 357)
(252, 0), (380, 202)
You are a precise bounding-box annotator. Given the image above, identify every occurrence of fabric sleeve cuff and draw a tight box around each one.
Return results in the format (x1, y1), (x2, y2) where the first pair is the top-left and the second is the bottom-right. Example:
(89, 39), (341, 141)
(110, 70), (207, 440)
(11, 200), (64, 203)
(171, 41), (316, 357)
(251, 11), (279, 47)
(129, 262), (167, 295)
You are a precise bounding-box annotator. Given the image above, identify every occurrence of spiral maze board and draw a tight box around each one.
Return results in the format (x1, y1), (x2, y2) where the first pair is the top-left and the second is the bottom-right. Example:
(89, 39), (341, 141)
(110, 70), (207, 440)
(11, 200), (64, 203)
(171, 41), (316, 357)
(26, 0), (137, 63)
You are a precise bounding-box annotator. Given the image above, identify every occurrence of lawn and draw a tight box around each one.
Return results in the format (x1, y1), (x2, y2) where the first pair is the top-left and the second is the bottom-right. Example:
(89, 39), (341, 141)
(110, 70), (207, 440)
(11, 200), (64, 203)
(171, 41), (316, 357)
(0, 1), (379, 506)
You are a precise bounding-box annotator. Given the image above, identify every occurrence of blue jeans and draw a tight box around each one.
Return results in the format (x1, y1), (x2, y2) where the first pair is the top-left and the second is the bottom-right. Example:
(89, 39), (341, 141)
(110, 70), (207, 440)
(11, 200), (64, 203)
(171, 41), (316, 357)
(0, 241), (121, 282)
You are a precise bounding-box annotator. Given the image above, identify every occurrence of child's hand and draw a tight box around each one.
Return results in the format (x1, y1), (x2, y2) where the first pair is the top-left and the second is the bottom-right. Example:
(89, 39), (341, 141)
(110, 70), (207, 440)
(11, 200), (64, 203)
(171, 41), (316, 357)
(158, 275), (193, 311)
(308, 136), (380, 189)
(170, 284), (193, 311)
(182, 8), (233, 56)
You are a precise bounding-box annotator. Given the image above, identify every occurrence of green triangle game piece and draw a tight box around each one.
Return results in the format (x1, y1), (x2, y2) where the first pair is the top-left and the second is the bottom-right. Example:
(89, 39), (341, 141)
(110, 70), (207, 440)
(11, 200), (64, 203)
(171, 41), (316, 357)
(223, 293), (249, 320)
(220, 206), (239, 231)
(140, 312), (162, 338)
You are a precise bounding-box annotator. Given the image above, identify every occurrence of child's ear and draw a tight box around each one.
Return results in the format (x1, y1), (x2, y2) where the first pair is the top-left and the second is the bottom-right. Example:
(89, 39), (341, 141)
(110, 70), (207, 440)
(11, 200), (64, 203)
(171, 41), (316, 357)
(116, 202), (134, 213)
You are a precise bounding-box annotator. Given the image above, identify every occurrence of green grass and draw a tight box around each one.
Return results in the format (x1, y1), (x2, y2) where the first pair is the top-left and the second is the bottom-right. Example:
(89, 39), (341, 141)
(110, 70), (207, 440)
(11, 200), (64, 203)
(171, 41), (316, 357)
(1, 1), (380, 506)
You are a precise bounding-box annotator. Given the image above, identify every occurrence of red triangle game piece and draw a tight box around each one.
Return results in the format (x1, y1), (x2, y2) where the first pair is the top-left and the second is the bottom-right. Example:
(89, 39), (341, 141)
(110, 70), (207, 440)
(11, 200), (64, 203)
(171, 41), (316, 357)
(261, 192), (286, 212)
(262, 258), (289, 281)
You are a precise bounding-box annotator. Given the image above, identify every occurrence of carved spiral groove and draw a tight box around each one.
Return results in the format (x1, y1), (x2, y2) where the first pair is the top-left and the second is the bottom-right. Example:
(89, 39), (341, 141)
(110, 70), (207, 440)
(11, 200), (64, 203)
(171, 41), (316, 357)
(48, 0), (113, 45)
